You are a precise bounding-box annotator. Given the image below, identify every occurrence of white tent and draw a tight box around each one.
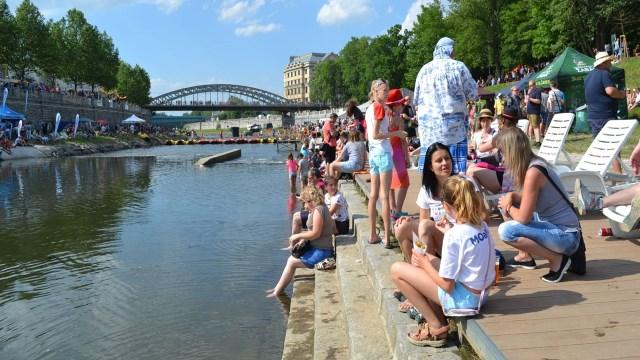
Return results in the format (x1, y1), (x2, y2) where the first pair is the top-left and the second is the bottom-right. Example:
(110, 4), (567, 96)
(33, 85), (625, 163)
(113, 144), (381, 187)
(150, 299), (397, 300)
(122, 114), (146, 124)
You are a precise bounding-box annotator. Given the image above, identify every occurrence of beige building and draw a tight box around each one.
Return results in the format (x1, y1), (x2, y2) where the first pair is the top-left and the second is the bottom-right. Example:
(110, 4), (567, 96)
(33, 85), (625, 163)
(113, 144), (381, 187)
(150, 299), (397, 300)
(283, 52), (337, 103)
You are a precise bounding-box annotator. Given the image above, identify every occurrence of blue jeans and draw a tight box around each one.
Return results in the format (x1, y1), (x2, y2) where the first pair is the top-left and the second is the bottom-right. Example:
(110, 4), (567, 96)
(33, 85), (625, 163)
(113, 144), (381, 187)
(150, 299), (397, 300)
(498, 216), (579, 256)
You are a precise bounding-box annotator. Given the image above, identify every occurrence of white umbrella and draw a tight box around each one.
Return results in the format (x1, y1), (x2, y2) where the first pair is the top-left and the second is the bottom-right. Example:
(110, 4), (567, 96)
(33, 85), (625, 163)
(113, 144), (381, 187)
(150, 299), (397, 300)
(122, 114), (145, 124)
(73, 114), (79, 137)
(54, 113), (61, 135)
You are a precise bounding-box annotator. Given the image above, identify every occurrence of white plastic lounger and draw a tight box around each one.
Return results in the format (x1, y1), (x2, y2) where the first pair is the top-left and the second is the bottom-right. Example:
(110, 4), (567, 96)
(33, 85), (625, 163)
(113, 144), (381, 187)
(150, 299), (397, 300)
(517, 119), (529, 133)
(536, 113), (574, 166)
(558, 119), (638, 192)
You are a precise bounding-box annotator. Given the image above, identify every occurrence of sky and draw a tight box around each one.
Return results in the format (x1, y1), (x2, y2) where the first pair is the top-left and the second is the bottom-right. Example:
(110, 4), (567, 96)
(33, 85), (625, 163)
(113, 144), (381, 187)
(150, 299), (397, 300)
(6, 0), (434, 98)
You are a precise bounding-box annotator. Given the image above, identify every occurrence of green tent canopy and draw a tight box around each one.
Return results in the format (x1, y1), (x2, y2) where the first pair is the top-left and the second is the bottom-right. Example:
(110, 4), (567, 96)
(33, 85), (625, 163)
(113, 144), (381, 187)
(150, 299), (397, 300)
(532, 47), (627, 117)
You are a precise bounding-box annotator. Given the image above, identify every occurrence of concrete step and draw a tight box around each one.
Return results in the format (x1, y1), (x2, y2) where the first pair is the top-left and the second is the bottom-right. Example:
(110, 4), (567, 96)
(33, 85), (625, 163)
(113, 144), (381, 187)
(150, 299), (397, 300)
(335, 234), (393, 360)
(282, 268), (315, 360)
(340, 182), (461, 360)
(313, 264), (349, 360)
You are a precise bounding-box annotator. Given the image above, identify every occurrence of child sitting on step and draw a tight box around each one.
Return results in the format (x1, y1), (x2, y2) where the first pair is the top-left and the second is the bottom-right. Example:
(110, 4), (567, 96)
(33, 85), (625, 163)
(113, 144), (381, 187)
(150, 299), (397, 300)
(390, 176), (495, 347)
(324, 176), (349, 234)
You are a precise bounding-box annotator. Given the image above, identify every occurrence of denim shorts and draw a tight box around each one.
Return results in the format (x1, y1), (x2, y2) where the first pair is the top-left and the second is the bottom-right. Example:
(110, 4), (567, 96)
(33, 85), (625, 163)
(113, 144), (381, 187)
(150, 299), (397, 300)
(337, 161), (359, 173)
(438, 282), (486, 311)
(369, 151), (393, 175)
(498, 217), (580, 256)
(300, 246), (333, 268)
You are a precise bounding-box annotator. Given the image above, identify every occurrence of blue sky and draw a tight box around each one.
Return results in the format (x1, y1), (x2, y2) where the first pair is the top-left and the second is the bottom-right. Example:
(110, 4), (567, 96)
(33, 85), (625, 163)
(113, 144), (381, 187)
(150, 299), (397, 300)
(7, 0), (433, 97)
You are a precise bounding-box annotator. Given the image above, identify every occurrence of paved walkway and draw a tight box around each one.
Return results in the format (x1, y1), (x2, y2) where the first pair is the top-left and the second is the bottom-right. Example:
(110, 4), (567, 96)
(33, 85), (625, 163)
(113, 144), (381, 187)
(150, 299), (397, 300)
(355, 168), (640, 360)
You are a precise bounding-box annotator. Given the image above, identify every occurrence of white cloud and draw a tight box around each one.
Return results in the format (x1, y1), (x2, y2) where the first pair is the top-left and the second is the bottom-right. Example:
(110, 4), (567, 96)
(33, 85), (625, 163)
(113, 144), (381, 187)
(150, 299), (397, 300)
(401, 0), (433, 32)
(316, 0), (371, 26)
(218, 0), (265, 23)
(234, 22), (280, 36)
(386, 5), (393, 14)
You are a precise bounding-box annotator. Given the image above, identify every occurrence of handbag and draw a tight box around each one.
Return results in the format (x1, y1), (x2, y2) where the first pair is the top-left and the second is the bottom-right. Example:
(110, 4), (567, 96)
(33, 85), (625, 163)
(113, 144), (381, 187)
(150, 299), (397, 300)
(291, 239), (311, 258)
(441, 223), (493, 317)
(532, 165), (587, 275)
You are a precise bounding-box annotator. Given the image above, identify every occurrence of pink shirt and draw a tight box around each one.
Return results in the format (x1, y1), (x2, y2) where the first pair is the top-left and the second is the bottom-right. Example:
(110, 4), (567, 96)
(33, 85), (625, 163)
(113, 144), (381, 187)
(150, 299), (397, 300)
(287, 159), (298, 172)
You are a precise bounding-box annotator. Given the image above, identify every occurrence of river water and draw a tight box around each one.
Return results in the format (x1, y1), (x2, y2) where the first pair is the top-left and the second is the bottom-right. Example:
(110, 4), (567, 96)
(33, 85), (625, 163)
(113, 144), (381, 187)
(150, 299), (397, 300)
(0, 144), (298, 360)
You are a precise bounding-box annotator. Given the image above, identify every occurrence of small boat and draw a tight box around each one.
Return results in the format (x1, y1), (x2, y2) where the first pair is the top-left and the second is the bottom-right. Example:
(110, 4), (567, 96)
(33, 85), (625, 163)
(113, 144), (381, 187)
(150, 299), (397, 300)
(187, 140), (196, 145)
(223, 139), (234, 144)
(236, 139), (247, 144)
(198, 140), (209, 145)
(248, 139), (259, 144)
(176, 140), (186, 145)
(165, 140), (175, 145)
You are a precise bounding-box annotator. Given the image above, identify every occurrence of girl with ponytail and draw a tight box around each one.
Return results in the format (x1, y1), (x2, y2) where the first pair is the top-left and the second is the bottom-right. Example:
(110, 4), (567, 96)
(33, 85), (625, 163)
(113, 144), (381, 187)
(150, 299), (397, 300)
(390, 176), (495, 348)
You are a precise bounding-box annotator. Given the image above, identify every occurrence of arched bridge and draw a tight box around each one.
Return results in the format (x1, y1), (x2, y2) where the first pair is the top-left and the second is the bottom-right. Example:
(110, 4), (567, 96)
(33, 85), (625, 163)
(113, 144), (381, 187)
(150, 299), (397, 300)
(145, 84), (329, 112)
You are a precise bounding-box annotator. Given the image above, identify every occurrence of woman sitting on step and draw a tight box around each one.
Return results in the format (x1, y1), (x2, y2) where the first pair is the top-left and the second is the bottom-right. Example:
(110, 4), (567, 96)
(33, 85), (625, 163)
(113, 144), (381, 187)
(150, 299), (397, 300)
(390, 176), (495, 347)
(392, 143), (454, 312)
(267, 186), (335, 297)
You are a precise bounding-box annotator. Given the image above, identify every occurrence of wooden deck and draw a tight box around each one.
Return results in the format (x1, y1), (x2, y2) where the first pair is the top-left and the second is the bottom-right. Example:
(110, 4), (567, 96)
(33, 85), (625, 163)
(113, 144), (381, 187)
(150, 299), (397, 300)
(354, 169), (640, 360)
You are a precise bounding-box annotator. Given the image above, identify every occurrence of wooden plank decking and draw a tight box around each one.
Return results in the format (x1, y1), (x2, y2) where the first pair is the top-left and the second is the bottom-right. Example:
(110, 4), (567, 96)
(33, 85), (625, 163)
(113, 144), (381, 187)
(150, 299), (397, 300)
(354, 169), (640, 360)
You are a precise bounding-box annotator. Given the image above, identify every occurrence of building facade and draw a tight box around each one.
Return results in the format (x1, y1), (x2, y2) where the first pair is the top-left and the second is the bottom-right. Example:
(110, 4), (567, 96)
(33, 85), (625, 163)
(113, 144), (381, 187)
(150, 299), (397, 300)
(283, 52), (337, 103)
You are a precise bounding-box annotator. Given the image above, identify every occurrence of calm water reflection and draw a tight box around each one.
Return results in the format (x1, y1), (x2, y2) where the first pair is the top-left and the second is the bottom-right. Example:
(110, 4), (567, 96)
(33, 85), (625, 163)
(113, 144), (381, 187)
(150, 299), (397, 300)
(0, 145), (294, 359)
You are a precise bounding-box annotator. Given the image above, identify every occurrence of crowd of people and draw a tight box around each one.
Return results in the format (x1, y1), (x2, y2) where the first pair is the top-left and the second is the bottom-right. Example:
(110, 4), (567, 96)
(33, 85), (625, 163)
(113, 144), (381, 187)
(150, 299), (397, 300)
(266, 36), (639, 349)
(2, 80), (128, 103)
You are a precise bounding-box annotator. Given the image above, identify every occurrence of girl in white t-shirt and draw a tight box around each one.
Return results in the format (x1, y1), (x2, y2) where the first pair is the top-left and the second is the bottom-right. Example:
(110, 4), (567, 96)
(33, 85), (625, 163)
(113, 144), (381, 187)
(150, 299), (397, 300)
(390, 176), (495, 348)
(324, 176), (349, 235)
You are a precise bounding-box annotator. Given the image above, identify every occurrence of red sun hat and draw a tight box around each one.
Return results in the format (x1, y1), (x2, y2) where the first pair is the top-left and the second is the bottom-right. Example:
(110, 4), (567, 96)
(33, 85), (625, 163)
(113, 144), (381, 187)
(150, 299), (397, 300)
(385, 89), (404, 105)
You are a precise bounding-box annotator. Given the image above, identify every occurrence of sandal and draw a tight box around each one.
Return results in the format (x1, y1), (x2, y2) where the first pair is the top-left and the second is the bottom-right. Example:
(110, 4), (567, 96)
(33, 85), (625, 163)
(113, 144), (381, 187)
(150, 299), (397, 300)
(315, 258), (336, 271)
(398, 300), (413, 313)
(407, 323), (449, 347)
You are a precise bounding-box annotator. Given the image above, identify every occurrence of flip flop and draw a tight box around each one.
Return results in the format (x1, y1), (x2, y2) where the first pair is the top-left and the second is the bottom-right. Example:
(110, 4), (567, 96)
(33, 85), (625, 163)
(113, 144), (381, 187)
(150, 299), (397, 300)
(368, 237), (382, 244)
(398, 300), (413, 313)
(381, 240), (393, 249)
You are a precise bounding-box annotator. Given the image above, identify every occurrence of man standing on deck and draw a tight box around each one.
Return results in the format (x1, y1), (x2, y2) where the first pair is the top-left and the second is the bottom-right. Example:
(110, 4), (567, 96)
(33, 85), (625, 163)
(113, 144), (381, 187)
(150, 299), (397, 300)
(322, 113), (338, 164)
(413, 37), (478, 174)
(585, 51), (626, 173)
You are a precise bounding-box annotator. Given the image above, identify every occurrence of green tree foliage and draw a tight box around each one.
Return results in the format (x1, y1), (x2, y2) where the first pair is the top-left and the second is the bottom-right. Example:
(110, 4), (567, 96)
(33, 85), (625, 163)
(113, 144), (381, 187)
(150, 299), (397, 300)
(339, 37), (371, 102)
(116, 62), (150, 106)
(403, 2), (449, 87)
(0, 1), (16, 67)
(38, 19), (64, 83)
(365, 25), (408, 89)
(310, 59), (343, 106)
(11, 0), (48, 80)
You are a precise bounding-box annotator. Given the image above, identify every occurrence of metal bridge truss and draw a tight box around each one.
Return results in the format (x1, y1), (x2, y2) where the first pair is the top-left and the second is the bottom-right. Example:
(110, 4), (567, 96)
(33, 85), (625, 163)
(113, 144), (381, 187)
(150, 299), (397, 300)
(149, 84), (290, 106)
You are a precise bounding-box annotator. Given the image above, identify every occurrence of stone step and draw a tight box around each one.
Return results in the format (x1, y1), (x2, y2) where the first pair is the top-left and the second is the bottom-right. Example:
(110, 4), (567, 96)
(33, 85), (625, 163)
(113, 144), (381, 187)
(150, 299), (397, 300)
(282, 268), (315, 360)
(313, 262), (349, 360)
(335, 234), (393, 360)
(340, 182), (461, 360)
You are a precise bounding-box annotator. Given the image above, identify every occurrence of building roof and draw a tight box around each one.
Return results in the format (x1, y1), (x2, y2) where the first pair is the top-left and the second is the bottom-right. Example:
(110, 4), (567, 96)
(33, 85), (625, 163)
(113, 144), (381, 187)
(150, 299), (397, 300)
(287, 52), (338, 67)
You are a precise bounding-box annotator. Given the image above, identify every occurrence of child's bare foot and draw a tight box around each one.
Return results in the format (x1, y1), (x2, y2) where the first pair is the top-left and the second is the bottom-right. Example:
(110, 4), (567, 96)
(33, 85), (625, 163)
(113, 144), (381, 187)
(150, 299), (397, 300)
(266, 290), (281, 298)
(265, 288), (275, 293)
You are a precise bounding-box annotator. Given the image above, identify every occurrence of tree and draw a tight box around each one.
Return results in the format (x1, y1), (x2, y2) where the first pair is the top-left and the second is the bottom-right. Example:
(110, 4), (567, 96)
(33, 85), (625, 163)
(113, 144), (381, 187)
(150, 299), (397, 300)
(339, 36), (370, 102)
(10, 0), (48, 80)
(38, 19), (65, 84)
(116, 62), (150, 106)
(0, 0), (16, 69)
(310, 59), (343, 106)
(60, 9), (89, 91)
(364, 25), (408, 89)
(404, 2), (450, 86)
(81, 25), (119, 91)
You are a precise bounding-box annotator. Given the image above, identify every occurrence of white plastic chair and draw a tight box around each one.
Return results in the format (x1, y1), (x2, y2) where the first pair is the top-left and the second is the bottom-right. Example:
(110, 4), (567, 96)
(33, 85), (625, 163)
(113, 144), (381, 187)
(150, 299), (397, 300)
(557, 119), (638, 192)
(559, 120), (639, 238)
(536, 113), (575, 166)
(517, 119), (529, 133)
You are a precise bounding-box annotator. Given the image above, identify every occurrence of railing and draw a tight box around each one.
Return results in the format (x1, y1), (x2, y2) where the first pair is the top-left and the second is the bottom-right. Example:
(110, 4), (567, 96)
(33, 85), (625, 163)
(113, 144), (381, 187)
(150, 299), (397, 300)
(3, 87), (145, 114)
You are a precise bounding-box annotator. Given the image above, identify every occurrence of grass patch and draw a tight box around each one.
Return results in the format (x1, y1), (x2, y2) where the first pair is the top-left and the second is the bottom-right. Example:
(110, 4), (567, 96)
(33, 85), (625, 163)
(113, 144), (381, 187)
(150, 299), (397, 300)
(66, 135), (115, 144)
(618, 57), (640, 89)
(562, 126), (640, 158)
(484, 82), (514, 94)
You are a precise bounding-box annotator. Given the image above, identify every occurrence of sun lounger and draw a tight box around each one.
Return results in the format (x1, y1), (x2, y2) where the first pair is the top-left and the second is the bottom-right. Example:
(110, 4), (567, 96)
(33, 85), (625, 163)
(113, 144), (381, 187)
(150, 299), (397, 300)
(517, 119), (529, 133)
(558, 119), (638, 192)
(536, 113), (574, 166)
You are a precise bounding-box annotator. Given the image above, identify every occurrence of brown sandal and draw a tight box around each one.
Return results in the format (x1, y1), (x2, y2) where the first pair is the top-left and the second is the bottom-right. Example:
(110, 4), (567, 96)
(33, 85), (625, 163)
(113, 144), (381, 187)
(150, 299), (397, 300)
(407, 323), (449, 347)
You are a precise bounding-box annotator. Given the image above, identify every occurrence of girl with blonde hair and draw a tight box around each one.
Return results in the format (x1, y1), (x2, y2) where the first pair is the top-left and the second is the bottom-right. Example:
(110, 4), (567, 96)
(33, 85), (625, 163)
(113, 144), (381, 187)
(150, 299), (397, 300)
(365, 79), (406, 247)
(267, 186), (335, 297)
(390, 176), (495, 347)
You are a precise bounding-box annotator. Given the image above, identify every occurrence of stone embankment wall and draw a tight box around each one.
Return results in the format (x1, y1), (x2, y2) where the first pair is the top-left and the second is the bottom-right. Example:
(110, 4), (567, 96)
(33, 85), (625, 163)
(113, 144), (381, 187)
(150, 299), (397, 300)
(4, 91), (150, 125)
